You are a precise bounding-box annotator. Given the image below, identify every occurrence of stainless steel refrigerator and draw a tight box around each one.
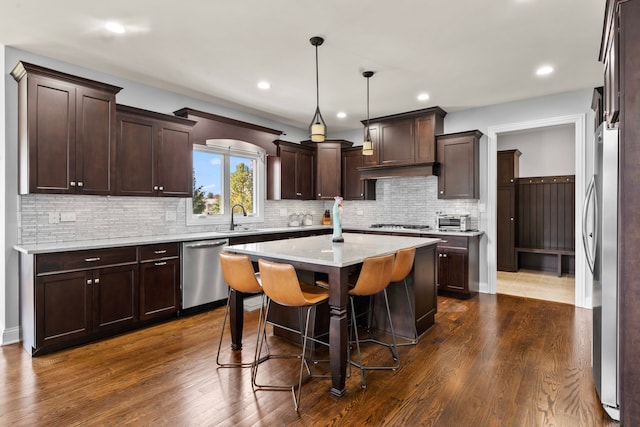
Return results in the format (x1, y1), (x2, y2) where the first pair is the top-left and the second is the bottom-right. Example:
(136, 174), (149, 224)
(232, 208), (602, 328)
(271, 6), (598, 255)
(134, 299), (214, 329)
(582, 123), (619, 421)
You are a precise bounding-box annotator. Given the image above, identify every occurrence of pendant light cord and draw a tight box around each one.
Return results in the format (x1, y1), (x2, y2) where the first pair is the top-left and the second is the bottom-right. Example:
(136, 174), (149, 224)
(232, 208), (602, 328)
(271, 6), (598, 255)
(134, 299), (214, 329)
(315, 44), (320, 110)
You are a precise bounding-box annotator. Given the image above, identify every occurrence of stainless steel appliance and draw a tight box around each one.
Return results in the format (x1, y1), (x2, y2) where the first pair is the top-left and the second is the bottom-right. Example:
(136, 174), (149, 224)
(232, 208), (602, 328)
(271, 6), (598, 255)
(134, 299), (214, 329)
(181, 239), (229, 311)
(437, 214), (471, 231)
(583, 123), (619, 421)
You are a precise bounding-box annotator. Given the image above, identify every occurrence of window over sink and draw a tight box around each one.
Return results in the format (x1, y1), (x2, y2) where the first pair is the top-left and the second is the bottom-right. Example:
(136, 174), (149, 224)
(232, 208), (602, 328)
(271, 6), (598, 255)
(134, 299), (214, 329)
(186, 139), (265, 227)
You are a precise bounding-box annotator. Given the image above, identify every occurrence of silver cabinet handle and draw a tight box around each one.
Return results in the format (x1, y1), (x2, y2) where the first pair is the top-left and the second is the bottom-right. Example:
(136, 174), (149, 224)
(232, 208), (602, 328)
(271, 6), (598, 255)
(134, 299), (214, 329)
(85, 257), (101, 262)
(153, 186), (159, 190)
(77, 181), (84, 187)
(154, 250), (167, 254)
(441, 240), (448, 243)
(87, 279), (92, 285)
(440, 190), (444, 194)
(159, 186), (164, 191)
(94, 278), (100, 284)
(155, 262), (167, 266)
(70, 181), (76, 187)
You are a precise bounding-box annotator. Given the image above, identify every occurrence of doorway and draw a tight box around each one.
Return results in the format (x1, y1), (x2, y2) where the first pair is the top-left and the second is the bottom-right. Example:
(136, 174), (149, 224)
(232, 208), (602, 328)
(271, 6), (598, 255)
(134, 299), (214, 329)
(486, 114), (589, 308)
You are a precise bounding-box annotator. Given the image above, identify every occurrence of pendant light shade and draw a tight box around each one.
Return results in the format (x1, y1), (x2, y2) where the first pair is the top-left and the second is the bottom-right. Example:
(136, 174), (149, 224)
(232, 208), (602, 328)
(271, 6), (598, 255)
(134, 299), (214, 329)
(309, 36), (326, 142)
(362, 71), (375, 156)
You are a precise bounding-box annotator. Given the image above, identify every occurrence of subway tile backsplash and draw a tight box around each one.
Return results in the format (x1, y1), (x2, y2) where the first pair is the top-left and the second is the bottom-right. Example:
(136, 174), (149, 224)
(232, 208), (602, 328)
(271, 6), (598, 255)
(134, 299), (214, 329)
(18, 176), (478, 244)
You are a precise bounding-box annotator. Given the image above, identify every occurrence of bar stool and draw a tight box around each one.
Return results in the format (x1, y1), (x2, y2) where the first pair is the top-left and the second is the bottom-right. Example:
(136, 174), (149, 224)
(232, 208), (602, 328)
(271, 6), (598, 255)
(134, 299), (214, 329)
(253, 258), (330, 411)
(391, 247), (418, 346)
(216, 253), (266, 368)
(348, 252), (397, 388)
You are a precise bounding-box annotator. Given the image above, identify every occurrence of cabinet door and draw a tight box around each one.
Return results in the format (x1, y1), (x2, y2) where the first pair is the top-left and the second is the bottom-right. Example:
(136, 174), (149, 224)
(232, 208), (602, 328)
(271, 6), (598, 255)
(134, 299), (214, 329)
(35, 271), (91, 349)
(380, 119), (414, 165)
(27, 76), (77, 193)
(497, 186), (517, 271)
(437, 134), (478, 199)
(445, 250), (468, 291)
(414, 115), (436, 163)
(76, 87), (116, 195)
(93, 265), (138, 332)
(156, 124), (193, 197)
(279, 147), (298, 199)
(296, 150), (314, 200)
(139, 258), (180, 320)
(116, 113), (156, 196)
(315, 143), (341, 199)
(343, 149), (364, 200)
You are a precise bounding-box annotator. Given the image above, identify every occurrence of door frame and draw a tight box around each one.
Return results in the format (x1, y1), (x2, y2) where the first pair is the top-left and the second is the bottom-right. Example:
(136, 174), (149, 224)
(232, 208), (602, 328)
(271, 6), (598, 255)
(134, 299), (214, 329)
(486, 114), (588, 308)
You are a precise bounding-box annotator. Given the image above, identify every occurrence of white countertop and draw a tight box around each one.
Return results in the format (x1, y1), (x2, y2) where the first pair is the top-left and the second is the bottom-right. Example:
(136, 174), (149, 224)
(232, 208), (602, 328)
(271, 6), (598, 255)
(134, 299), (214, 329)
(344, 226), (484, 237)
(13, 225), (330, 255)
(14, 225), (482, 255)
(225, 233), (440, 268)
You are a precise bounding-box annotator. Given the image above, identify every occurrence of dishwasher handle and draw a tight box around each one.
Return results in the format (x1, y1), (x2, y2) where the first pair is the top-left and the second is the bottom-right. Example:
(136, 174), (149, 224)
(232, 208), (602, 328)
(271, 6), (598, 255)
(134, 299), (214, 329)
(184, 240), (228, 249)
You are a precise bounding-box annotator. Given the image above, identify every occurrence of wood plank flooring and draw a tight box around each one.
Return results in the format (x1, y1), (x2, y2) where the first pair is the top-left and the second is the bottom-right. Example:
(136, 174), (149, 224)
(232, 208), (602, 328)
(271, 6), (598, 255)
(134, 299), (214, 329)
(0, 294), (617, 426)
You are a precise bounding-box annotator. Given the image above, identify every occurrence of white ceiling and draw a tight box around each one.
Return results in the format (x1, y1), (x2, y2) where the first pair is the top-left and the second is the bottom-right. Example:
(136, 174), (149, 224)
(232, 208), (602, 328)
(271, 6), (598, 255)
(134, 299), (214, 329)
(0, 0), (605, 134)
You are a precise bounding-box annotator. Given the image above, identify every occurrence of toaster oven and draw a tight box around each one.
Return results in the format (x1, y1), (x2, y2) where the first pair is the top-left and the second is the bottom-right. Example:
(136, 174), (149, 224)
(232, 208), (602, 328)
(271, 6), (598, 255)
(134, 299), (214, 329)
(436, 214), (471, 231)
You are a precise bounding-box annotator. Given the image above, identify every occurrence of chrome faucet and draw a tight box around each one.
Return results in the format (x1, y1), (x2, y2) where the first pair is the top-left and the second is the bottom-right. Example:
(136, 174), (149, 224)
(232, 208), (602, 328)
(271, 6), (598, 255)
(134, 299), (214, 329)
(230, 204), (247, 231)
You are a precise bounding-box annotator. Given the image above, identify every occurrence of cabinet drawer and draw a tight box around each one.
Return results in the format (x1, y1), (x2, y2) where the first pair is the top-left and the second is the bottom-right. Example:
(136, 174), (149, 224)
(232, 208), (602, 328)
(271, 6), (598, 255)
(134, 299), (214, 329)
(36, 247), (138, 275)
(424, 234), (468, 250)
(139, 243), (180, 261)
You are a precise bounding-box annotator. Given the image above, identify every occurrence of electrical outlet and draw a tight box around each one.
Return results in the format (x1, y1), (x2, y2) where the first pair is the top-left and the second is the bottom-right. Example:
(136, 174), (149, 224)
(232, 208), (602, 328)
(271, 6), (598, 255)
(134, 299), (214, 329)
(48, 212), (59, 224)
(60, 212), (76, 222)
(279, 208), (288, 217)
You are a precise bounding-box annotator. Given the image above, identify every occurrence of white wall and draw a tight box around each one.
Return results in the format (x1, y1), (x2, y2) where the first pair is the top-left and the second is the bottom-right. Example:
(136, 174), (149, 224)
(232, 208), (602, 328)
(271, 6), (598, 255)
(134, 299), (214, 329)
(498, 124), (575, 177)
(442, 90), (596, 294)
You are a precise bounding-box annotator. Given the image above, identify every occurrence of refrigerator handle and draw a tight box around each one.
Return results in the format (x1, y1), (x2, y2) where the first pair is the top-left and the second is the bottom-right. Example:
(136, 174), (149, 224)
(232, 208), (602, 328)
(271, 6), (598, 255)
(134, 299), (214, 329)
(582, 175), (597, 273)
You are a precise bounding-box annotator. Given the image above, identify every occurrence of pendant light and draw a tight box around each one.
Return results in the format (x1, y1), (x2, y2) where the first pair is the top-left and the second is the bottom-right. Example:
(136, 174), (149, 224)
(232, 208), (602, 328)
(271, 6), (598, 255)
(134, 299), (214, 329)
(309, 36), (327, 142)
(362, 71), (375, 156)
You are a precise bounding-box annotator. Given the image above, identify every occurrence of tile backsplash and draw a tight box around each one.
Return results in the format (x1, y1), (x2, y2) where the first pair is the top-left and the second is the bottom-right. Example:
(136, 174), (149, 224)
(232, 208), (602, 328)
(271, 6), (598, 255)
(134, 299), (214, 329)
(18, 176), (479, 244)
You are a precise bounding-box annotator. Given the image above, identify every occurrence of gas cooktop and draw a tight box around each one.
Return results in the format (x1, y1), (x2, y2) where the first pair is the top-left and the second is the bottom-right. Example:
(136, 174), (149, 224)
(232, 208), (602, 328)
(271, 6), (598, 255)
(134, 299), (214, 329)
(369, 223), (431, 231)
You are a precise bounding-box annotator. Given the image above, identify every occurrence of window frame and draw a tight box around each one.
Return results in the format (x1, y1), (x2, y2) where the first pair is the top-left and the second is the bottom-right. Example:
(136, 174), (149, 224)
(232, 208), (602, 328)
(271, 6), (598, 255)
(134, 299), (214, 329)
(186, 139), (266, 227)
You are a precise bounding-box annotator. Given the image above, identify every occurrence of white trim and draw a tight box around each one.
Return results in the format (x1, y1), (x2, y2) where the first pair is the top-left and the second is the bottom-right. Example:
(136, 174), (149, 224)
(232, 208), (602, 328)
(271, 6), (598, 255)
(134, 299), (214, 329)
(186, 140), (266, 227)
(487, 114), (588, 308)
(1, 326), (20, 346)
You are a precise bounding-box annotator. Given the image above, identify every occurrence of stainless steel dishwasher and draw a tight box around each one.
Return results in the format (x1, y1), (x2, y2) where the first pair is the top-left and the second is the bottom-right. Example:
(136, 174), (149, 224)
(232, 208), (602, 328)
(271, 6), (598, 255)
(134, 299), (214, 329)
(181, 239), (229, 310)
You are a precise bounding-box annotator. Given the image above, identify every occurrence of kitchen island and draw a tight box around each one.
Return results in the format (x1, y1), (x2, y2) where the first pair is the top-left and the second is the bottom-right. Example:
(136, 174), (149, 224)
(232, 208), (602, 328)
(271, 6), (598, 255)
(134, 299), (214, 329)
(224, 232), (439, 397)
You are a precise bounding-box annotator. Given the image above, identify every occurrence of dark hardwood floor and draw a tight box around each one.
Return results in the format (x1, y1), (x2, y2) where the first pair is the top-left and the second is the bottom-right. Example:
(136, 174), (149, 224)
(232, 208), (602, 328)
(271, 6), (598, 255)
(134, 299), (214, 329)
(0, 294), (618, 426)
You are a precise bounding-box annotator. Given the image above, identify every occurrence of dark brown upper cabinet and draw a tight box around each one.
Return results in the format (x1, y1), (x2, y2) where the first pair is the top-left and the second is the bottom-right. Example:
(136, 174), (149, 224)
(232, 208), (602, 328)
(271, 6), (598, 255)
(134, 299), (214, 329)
(302, 139), (353, 200)
(11, 61), (122, 195)
(342, 147), (376, 200)
(115, 105), (195, 197)
(358, 107), (446, 180)
(436, 130), (483, 199)
(267, 140), (315, 200)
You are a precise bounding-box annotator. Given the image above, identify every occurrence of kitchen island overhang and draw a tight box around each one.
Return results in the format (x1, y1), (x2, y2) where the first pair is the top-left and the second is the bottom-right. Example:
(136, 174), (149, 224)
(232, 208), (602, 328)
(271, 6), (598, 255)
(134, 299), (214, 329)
(224, 232), (439, 397)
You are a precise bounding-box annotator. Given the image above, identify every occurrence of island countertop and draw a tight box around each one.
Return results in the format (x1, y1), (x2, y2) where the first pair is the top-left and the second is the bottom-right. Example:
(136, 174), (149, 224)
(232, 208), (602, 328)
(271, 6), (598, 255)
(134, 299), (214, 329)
(224, 232), (439, 268)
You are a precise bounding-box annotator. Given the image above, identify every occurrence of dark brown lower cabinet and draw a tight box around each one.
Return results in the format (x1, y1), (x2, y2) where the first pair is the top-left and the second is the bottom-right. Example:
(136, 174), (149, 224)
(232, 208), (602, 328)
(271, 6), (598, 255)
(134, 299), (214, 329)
(139, 243), (180, 321)
(32, 260), (138, 354)
(23, 246), (150, 355)
(424, 234), (479, 298)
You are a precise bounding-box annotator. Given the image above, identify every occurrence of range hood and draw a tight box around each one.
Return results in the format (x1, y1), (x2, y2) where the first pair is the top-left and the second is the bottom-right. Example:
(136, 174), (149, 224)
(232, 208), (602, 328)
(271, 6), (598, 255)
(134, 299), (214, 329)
(358, 162), (440, 180)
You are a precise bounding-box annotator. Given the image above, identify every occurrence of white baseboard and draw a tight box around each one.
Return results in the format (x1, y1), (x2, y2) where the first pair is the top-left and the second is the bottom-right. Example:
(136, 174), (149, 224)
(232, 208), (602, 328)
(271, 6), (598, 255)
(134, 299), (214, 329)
(1, 326), (20, 346)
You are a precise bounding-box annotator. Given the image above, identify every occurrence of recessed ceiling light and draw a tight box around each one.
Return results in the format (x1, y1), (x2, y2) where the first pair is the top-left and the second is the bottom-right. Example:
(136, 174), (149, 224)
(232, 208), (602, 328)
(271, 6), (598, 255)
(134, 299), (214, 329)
(104, 22), (126, 34)
(257, 81), (271, 90)
(336, 112), (347, 119)
(417, 93), (430, 102)
(536, 65), (554, 76)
